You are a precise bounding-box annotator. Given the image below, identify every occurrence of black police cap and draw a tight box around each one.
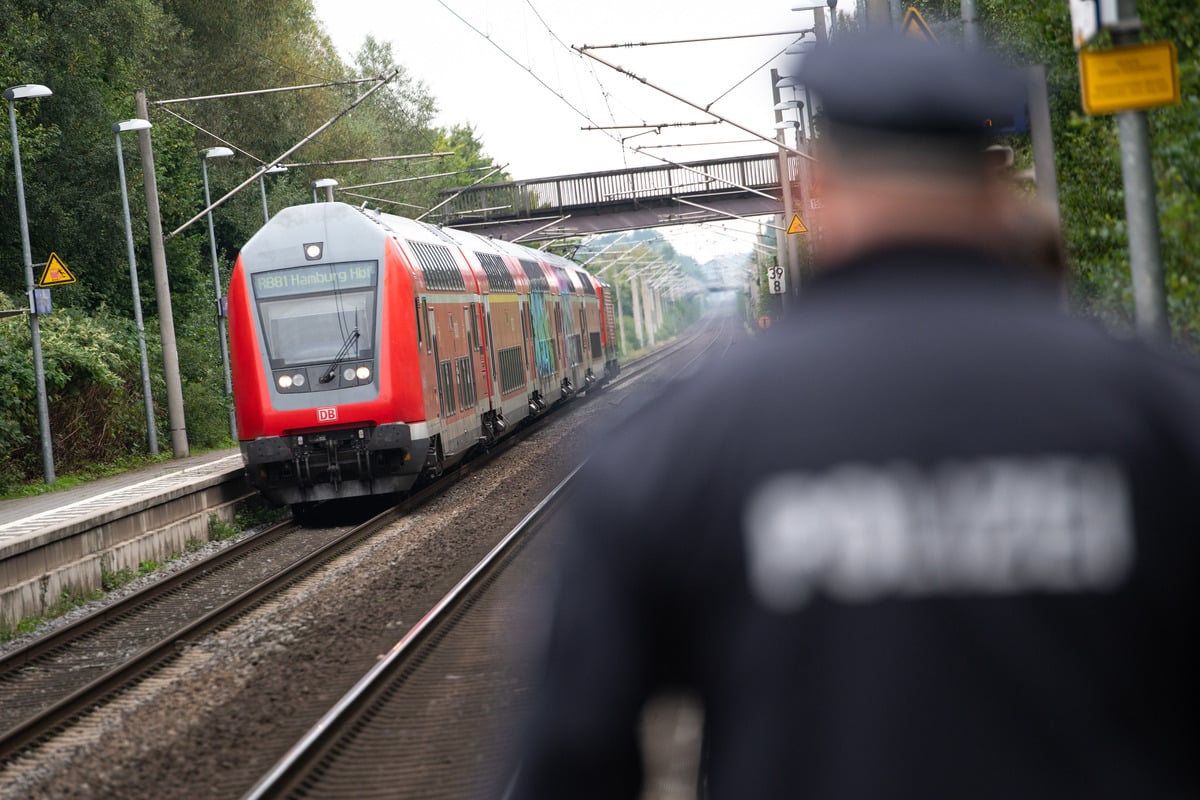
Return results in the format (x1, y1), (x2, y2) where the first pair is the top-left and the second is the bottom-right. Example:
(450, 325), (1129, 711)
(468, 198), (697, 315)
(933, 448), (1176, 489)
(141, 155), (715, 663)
(796, 33), (1025, 138)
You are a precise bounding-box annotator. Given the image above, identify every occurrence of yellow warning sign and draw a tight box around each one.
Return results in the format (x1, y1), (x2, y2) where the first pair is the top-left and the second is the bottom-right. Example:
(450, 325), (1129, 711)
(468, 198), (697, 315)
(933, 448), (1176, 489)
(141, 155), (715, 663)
(786, 214), (808, 235)
(37, 252), (77, 287)
(901, 7), (937, 43)
(1079, 41), (1180, 116)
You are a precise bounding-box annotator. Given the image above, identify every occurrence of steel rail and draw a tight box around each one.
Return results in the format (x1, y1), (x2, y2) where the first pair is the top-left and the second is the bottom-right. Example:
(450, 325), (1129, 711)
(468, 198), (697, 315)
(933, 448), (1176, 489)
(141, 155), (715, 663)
(0, 331), (687, 763)
(241, 317), (732, 798)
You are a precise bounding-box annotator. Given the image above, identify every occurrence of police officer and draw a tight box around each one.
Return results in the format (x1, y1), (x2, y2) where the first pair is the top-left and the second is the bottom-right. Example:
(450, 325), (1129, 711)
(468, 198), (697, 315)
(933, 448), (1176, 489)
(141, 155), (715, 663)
(509, 33), (1200, 799)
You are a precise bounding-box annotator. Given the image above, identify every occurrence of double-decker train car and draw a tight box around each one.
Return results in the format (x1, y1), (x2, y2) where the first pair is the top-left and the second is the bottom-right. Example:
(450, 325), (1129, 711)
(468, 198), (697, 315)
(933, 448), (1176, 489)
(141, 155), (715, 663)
(228, 201), (619, 510)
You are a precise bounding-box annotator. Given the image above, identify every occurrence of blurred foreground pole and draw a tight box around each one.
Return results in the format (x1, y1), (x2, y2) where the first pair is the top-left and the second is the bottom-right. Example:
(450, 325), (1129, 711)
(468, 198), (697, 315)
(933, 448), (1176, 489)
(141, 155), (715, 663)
(1113, 1), (1168, 338)
(1025, 65), (1060, 221)
(136, 89), (190, 456)
(961, 0), (980, 48)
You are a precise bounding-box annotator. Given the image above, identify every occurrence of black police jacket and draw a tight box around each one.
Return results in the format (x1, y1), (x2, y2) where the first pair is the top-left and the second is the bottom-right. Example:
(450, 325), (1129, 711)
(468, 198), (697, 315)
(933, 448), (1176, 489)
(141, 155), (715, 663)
(511, 245), (1200, 800)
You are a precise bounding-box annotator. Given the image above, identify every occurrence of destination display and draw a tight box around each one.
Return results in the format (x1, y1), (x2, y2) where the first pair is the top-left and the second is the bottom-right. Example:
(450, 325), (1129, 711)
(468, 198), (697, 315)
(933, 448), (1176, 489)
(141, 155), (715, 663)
(253, 261), (377, 299)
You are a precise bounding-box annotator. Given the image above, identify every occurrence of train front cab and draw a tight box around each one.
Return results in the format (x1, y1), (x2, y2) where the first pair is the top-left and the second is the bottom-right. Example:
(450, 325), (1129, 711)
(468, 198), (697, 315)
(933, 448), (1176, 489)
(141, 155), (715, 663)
(230, 203), (430, 507)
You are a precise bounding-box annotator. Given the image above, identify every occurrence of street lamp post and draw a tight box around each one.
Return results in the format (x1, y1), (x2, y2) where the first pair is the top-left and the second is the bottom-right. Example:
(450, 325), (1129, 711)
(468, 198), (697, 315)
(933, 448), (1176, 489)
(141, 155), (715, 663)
(259, 164), (288, 223)
(311, 178), (338, 202)
(114, 119), (158, 456)
(200, 146), (236, 439)
(5, 83), (55, 484)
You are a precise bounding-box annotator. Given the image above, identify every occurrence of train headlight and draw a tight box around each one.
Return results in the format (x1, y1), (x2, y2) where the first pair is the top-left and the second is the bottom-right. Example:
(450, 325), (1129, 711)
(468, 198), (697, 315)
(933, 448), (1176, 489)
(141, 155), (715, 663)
(343, 367), (356, 382)
(292, 373), (306, 387)
(355, 366), (371, 381)
(278, 375), (293, 389)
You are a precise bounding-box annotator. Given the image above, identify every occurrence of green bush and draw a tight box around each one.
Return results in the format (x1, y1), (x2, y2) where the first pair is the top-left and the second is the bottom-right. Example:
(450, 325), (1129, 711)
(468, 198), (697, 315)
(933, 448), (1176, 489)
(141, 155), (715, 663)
(0, 290), (164, 489)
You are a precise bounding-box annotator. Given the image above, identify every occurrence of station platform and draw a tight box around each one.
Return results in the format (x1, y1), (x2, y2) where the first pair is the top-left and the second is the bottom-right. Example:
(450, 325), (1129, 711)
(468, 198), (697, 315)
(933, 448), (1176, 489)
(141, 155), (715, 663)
(0, 447), (251, 625)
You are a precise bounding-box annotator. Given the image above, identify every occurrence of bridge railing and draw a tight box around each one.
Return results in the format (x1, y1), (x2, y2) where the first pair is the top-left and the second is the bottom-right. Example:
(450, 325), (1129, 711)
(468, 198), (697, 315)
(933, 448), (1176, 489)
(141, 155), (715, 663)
(438, 152), (780, 224)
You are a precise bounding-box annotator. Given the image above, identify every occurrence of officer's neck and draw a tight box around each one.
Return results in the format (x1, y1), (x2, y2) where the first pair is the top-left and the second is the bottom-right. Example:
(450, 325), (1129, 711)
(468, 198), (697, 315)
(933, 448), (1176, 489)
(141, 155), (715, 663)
(816, 171), (1008, 268)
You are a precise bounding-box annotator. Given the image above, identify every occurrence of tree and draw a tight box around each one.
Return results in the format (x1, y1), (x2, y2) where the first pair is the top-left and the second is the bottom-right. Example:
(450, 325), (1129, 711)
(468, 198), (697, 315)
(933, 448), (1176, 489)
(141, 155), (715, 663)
(909, 1), (1200, 341)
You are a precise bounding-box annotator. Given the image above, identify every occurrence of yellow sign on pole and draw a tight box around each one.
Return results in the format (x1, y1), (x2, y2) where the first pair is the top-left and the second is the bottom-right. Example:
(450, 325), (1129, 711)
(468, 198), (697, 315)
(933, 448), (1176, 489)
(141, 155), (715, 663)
(37, 252), (77, 287)
(1079, 41), (1180, 115)
(786, 214), (808, 235)
(901, 7), (937, 43)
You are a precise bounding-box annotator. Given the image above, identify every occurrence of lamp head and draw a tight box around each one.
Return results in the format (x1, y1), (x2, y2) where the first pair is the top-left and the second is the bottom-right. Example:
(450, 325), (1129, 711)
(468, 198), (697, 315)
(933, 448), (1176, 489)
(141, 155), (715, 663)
(113, 119), (152, 133)
(201, 146), (234, 159)
(4, 84), (52, 101)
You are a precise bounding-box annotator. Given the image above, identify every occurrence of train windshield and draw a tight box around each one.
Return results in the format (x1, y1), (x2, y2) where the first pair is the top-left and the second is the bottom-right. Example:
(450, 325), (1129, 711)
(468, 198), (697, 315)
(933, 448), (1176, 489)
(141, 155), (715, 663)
(251, 261), (378, 368)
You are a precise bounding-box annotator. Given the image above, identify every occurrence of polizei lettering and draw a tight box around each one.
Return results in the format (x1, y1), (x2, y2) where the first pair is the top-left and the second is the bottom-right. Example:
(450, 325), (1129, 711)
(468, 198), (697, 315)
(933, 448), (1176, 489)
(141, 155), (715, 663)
(743, 457), (1134, 612)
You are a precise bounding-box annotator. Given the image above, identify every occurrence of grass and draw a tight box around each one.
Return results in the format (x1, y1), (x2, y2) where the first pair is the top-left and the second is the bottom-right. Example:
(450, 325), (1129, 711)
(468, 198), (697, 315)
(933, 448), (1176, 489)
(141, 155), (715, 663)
(208, 514), (240, 542)
(0, 585), (105, 644)
(0, 443), (241, 501)
(0, 451), (175, 501)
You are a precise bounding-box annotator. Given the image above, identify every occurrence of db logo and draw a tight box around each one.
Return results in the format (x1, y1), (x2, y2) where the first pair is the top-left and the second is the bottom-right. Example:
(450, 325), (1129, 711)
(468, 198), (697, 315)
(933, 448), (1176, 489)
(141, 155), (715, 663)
(317, 407), (338, 423)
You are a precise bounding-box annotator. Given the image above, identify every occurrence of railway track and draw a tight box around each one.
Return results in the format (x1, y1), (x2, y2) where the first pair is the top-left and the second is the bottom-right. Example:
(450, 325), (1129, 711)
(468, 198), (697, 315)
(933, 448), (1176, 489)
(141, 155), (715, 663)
(242, 317), (739, 799)
(244, 467), (577, 800)
(0, 406), (588, 763)
(0, 322), (724, 768)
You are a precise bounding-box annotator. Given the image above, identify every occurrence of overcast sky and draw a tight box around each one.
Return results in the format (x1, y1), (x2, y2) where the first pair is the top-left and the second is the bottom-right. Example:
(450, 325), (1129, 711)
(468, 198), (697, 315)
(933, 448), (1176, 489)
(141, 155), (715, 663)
(310, 0), (836, 257)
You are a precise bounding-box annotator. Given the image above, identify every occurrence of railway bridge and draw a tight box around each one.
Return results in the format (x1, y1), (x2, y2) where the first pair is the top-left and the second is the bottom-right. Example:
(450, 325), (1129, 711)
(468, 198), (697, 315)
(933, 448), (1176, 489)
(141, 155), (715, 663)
(433, 152), (789, 242)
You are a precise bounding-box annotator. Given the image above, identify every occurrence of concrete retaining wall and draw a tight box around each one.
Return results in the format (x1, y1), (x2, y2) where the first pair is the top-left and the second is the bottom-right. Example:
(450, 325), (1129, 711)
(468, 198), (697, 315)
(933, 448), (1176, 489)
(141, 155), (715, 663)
(1, 471), (252, 627)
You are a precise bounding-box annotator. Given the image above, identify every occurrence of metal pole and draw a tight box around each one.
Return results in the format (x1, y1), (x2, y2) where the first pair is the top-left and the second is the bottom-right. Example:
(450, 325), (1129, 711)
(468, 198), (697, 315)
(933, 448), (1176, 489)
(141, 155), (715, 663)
(961, 0), (980, 48)
(136, 89), (188, 456)
(630, 274), (645, 349)
(772, 70), (799, 307)
(1118, 110), (1168, 337)
(615, 275), (626, 354)
(259, 174), (270, 224)
(201, 157), (237, 438)
(6, 97), (54, 484)
(1112, 10), (1168, 338)
(1025, 65), (1060, 221)
(114, 130), (158, 455)
(813, 8), (828, 45)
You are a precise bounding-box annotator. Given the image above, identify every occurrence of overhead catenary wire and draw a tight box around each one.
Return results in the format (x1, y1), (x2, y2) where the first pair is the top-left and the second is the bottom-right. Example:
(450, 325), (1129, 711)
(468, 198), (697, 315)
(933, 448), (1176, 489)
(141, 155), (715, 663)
(155, 105), (267, 163)
(433, 1), (611, 137)
(576, 46), (813, 162)
(341, 191), (427, 211)
(706, 35), (809, 111)
(152, 77), (382, 105)
(166, 68), (402, 239)
(440, 0), (633, 167)
(578, 29), (814, 50)
(340, 166), (493, 191)
(416, 163), (508, 221)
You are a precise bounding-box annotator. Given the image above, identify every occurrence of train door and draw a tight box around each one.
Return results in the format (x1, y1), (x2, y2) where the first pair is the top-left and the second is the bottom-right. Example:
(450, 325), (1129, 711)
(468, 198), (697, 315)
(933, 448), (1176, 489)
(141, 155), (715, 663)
(464, 304), (482, 415)
(428, 300), (444, 420)
(482, 299), (500, 406)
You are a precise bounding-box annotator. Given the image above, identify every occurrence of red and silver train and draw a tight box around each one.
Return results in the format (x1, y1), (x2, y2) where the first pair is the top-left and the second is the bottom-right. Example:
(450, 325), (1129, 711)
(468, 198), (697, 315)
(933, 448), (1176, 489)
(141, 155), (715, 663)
(228, 202), (619, 510)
